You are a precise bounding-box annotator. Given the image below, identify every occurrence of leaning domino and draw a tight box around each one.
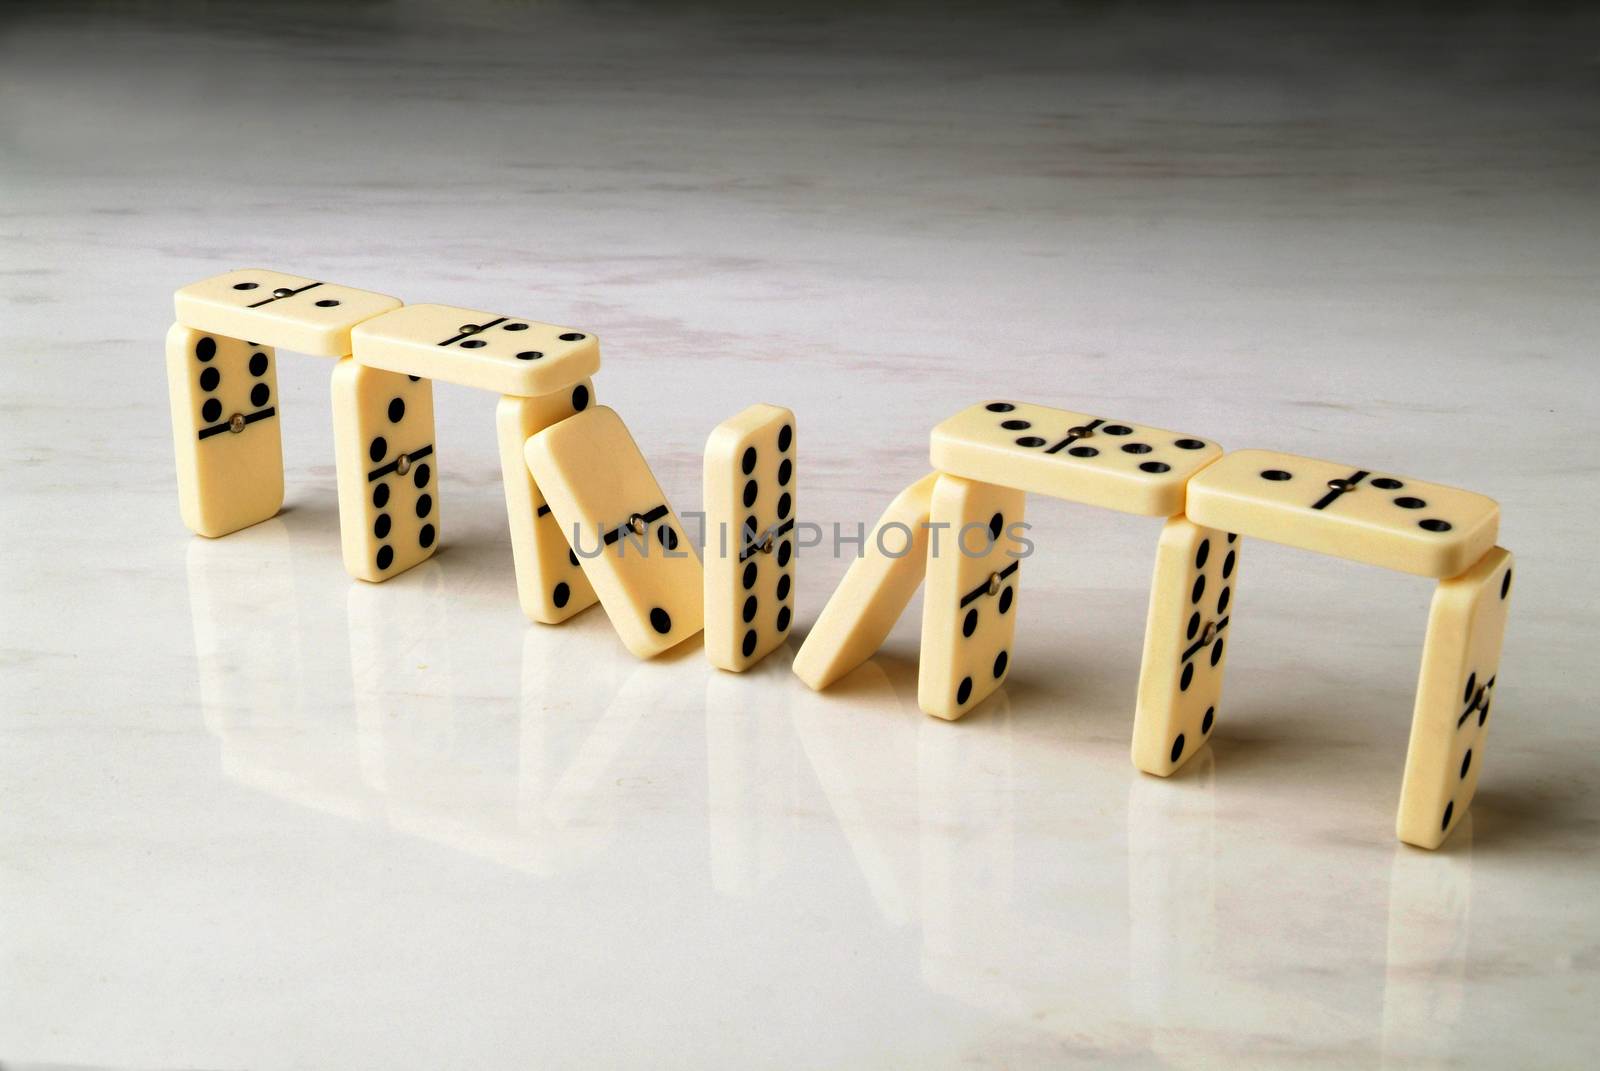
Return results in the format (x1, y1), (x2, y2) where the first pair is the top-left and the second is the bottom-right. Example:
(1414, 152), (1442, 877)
(1131, 518), (1240, 776)
(1399, 547), (1513, 848)
(523, 405), (703, 659)
(792, 472), (938, 691)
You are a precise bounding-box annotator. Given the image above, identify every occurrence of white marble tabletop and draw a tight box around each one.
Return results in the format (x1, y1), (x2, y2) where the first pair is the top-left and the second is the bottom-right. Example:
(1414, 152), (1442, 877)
(3, 2), (1598, 1067)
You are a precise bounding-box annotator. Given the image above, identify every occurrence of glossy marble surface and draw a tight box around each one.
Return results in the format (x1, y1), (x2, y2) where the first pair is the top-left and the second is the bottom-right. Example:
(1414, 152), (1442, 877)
(3, 2), (1598, 1066)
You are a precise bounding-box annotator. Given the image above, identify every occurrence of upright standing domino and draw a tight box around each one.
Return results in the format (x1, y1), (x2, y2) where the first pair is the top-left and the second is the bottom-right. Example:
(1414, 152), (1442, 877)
(918, 475), (1026, 720)
(523, 406), (703, 659)
(792, 472), (938, 691)
(704, 404), (798, 672)
(331, 363), (440, 582)
(496, 382), (600, 624)
(167, 269), (402, 537)
(1398, 547), (1513, 849)
(166, 326), (283, 537)
(1131, 518), (1241, 776)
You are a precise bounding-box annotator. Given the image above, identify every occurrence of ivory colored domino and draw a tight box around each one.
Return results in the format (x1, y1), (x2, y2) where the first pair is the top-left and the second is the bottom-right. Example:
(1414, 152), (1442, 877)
(930, 400), (1221, 516)
(917, 475), (1025, 720)
(352, 303), (599, 397)
(175, 269), (401, 357)
(166, 323), (284, 537)
(1186, 449), (1499, 578)
(496, 382), (599, 624)
(703, 405), (798, 672)
(1131, 518), (1241, 776)
(792, 472), (937, 691)
(1397, 547), (1513, 849)
(331, 360), (440, 582)
(523, 406), (703, 658)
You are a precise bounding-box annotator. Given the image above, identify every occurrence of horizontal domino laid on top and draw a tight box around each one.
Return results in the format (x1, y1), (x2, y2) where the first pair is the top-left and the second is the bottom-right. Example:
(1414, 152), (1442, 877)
(175, 269), (402, 357)
(930, 401), (1222, 516)
(352, 303), (599, 397)
(1186, 450), (1499, 578)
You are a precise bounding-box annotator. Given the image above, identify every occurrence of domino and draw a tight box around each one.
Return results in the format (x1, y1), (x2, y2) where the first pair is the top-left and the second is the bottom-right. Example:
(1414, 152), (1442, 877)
(917, 475), (1026, 720)
(930, 400), (1222, 516)
(496, 383), (600, 624)
(1131, 518), (1241, 776)
(1397, 547), (1513, 849)
(522, 405), (703, 658)
(331, 361), (440, 582)
(165, 323), (284, 537)
(792, 472), (938, 691)
(352, 303), (600, 397)
(175, 269), (401, 357)
(1186, 449), (1498, 578)
(703, 404), (797, 672)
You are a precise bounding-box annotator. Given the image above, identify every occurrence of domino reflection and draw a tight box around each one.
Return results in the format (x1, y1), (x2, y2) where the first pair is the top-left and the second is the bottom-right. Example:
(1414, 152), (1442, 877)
(1125, 750), (1460, 1058)
(788, 660), (921, 925)
(918, 694), (1015, 1012)
(189, 523), (664, 876)
(916, 692), (1132, 1027)
(1127, 752), (1220, 1060)
(528, 655), (664, 871)
(187, 519), (379, 821)
(347, 588), (646, 875)
(706, 643), (803, 898)
(916, 701), (1247, 1047)
(346, 556), (543, 870)
(791, 652), (1146, 1035)
(1381, 819), (1473, 1066)
(346, 558), (457, 795)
